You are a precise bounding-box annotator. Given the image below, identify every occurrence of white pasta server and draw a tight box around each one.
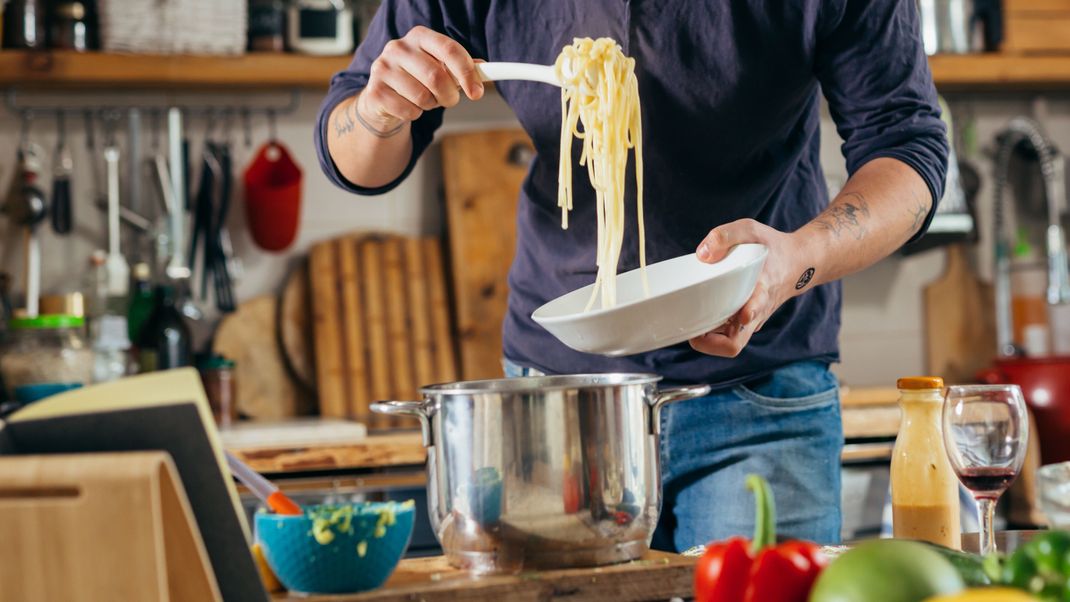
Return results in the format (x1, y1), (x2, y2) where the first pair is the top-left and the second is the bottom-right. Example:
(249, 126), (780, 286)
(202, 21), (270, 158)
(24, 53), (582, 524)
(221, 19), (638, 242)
(476, 62), (561, 86)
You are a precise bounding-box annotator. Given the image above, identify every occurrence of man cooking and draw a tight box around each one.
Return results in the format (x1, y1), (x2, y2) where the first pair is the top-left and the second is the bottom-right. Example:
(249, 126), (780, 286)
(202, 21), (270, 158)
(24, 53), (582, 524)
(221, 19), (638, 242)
(315, 1), (947, 550)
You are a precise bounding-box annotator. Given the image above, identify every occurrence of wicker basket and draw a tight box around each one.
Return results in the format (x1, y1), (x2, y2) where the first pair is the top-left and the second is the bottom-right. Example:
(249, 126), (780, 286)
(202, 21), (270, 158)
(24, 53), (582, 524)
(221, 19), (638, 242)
(98, 0), (247, 55)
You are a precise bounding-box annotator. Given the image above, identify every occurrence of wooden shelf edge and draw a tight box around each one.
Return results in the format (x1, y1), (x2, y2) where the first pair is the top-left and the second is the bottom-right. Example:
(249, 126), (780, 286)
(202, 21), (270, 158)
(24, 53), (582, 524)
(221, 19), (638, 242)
(5, 50), (1070, 91)
(931, 53), (1070, 90)
(0, 50), (350, 89)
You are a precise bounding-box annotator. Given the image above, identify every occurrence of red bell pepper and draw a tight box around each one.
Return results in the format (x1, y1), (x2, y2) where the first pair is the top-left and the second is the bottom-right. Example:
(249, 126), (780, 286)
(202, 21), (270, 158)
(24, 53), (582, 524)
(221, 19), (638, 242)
(694, 474), (827, 602)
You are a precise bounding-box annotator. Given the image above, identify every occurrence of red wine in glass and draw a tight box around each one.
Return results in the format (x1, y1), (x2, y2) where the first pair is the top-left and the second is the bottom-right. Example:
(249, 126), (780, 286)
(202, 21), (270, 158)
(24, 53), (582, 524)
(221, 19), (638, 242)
(956, 466), (1019, 499)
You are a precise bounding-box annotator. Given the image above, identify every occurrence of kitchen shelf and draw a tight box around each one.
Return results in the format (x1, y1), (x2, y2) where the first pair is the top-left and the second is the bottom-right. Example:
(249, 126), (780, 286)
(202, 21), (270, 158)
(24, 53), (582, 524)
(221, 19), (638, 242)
(929, 53), (1070, 90)
(0, 50), (350, 89)
(3, 50), (1070, 90)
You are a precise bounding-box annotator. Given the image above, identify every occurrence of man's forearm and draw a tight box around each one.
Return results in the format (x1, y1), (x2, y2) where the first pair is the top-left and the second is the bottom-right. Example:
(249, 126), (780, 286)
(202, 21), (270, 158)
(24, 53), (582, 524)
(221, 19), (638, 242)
(326, 93), (414, 189)
(791, 157), (933, 291)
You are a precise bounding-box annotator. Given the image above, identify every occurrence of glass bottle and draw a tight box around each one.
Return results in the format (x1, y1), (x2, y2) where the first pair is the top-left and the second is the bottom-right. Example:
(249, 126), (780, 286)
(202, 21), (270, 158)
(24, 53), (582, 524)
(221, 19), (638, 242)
(891, 376), (961, 549)
(136, 284), (192, 372)
(92, 314), (131, 383)
(126, 263), (155, 343)
(2, 0), (47, 49)
(49, 1), (89, 51)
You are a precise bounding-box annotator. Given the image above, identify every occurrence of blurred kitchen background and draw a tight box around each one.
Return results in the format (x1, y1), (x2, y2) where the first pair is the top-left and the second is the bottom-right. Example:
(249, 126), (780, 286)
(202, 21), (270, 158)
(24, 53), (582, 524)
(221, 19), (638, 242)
(2, 0), (1070, 542)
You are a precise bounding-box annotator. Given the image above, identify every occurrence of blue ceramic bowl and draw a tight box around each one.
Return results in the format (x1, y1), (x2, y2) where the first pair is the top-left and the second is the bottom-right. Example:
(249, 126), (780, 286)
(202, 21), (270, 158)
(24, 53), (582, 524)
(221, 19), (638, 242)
(256, 501), (415, 595)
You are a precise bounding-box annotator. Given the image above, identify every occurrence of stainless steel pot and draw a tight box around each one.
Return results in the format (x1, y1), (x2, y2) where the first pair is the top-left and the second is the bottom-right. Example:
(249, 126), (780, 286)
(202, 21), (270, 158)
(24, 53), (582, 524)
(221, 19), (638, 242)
(371, 374), (710, 574)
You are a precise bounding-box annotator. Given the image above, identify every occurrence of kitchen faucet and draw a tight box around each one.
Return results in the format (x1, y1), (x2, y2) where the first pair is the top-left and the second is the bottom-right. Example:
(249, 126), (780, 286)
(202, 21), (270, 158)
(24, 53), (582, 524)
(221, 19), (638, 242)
(992, 117), (1070, 357)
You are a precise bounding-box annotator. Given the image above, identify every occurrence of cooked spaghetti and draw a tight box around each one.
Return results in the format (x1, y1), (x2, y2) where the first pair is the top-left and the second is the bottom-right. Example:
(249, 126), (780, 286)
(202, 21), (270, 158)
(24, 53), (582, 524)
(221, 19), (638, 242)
(555, 37), (646, 310)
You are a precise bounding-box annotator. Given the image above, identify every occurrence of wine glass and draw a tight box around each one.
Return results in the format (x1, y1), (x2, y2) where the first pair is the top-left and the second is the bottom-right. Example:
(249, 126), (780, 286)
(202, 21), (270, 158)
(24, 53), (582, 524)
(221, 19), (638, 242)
(943, 384), (1029, 556)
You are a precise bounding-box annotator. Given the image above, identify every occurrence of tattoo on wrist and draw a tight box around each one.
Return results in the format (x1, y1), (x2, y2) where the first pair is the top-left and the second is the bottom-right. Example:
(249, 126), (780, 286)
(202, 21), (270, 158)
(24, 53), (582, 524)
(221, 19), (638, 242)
(795, 267), (815, 290)
(814, 191), (870, 240)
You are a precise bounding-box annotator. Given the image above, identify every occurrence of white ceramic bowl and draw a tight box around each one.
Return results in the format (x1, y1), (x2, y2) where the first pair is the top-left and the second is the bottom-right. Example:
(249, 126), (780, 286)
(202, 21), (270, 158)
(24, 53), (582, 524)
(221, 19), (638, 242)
(532, 244), (768, 356)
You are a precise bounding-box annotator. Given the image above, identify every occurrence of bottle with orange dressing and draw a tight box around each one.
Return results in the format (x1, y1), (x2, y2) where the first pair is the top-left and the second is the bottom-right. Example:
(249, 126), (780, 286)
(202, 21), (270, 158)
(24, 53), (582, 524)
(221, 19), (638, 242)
(890, 376), (961, 549)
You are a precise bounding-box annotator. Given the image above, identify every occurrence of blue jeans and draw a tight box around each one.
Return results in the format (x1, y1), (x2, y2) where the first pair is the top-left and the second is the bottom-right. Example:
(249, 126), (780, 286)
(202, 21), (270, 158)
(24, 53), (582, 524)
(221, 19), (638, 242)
(503, 358), (844, 551)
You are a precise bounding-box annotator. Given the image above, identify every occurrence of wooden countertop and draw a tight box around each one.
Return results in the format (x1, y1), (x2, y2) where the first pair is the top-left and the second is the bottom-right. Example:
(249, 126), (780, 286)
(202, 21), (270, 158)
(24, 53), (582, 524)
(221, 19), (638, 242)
(230, 387), (902, 474)
(273, 552), (696, 602)
(232, 432), (426, 474)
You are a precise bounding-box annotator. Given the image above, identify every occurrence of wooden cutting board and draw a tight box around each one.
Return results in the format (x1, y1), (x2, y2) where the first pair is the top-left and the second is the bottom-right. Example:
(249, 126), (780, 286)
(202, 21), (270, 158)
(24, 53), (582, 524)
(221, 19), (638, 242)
(309, 233), (456, 428)
(213, 296), (309, 419)
(441, 129), (532, 380)
(277, 258), (317, 398)
(924, 244), (996, 383)
(276, 552), (696, 602)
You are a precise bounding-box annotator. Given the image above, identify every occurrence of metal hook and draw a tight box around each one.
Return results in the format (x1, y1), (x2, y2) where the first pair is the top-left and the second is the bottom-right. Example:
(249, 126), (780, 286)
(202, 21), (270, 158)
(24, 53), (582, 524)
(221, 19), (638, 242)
(241, 107), (253, 149)
(102, 109), (120, 148)
(150, 108), (162, 151)
(205, 109), (218, 142)
(19, 110), (32, 147)
(84, 109), (96, 150)
(56, 110), (66, 147)
(221, 107), (235, 145)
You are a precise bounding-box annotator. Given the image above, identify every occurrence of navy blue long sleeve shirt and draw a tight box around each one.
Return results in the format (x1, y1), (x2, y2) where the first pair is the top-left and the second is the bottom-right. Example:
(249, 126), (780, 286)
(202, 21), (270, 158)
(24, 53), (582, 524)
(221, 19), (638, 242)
(315, 0), (948, 386)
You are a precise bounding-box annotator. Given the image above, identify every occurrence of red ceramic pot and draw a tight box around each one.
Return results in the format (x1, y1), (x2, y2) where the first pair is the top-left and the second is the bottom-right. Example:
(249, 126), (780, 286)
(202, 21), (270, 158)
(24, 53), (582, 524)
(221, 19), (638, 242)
(979, 356), (1070, 464)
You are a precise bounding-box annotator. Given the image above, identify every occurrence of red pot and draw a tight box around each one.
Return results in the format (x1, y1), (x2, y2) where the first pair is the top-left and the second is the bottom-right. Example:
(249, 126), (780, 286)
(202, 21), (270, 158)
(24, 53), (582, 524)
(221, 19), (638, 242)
(979, 356), (1070, 464)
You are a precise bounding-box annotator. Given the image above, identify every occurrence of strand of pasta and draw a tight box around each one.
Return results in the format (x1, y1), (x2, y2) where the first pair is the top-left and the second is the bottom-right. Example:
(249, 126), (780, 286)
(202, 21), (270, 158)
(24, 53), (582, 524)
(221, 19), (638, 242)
(554, 37), (646, 311)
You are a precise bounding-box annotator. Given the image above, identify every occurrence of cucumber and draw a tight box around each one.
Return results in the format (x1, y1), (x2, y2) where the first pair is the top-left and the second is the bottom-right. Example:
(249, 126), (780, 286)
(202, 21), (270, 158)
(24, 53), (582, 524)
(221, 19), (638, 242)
(919, 541), (993, 587)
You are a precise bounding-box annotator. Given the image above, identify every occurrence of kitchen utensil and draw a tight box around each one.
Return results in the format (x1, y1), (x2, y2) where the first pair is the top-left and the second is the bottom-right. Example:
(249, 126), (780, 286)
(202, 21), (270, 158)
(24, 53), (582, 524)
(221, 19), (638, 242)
(51, 112), (73, 235)
(188, 141), (235, 311)
(477, 62), (560, 86)
(277, 258), (317, 397)
(212, 295), (307, 419)
(256, 501), (415, 595)
(441, 130), (529, 380)
(165, 108), (191, 281)
(924, 244), (995, 382)
(242, 139), (302, 252)
(103, 144), (129, 298)
(224, 451), (301, 515)
(1037, 462), (1070, 528)
(3, 141), (48, 317)
(371, 375), (711, 573)
(309, 234), (456, 425)
(533, 245), (768, 357)
(943, 384), (1029, 555)
(211, 142), (237, 312)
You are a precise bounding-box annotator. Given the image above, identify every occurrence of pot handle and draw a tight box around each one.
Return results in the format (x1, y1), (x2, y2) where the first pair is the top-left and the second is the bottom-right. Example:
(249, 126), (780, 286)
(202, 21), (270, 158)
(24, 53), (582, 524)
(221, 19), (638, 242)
(371, 400), (432, 447)
(649, 384), (711, 435)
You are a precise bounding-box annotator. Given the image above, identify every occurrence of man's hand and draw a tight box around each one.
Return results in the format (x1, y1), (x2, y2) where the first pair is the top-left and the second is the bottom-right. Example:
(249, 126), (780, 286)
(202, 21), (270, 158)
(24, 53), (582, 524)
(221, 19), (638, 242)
(358, 26), (484, 132)
(328, 26), (484, 188)
(686, 158), (933, 359)
(689, 219), (809, 358)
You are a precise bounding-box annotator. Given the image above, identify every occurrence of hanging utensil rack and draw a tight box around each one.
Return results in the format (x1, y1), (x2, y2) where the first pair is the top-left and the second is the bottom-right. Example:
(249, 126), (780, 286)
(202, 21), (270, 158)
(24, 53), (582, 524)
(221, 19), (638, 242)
(3, 88), (301, 121)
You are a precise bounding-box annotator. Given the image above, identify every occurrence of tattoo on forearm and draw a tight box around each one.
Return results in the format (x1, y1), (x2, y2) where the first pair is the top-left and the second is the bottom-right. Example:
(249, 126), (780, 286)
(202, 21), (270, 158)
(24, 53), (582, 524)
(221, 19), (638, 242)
(814, 191), (871, 240)
(333, 101), (357, 138)
(795, 267), (815, 290)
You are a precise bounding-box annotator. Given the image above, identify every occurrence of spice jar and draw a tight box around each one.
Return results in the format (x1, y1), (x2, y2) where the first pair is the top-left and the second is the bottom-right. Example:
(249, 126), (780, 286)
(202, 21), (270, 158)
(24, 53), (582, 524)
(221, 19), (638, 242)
(0, 314), (94, 405)
(49, 1), (90, 51)
(248, 0), (286, 52)
(199, 355), (237, 429)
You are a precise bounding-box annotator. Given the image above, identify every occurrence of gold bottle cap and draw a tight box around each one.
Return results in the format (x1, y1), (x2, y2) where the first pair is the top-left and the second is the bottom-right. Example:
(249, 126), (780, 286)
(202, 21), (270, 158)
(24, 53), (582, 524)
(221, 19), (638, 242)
(896, 376), (945, 390)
